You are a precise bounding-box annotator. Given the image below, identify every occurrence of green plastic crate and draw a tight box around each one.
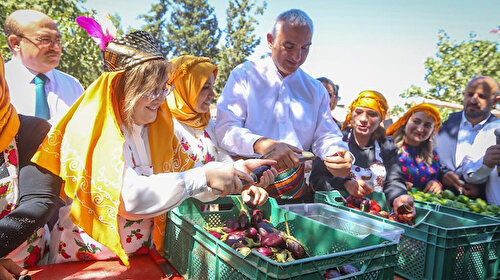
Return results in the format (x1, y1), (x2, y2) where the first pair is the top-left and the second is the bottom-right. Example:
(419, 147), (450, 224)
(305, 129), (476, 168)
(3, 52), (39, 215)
(164, 196), (398, 280)
(315, 191), (500, 280)
(413, 199), (500, 221)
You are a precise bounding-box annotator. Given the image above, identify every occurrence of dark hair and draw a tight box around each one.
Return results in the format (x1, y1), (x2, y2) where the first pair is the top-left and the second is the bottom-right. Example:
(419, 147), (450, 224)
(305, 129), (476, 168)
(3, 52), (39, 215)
(317, 77), (339, 96)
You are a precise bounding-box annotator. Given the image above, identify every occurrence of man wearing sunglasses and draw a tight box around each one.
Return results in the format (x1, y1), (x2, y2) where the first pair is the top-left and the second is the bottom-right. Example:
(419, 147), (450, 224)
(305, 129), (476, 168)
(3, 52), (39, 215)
(4, 9), (83, 124)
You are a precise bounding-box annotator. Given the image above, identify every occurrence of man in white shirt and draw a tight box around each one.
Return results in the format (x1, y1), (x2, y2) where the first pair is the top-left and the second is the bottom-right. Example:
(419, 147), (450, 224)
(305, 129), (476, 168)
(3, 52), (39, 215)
(4, 9), (83, 125)
(216, 9), (351, 201)
(436, 76), (499, 197)
(462, 120), (500, 205)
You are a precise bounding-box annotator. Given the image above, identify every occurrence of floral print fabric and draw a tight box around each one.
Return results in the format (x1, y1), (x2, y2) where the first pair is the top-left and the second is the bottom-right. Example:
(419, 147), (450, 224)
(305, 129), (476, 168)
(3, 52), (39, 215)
(398, 142), (441, 189)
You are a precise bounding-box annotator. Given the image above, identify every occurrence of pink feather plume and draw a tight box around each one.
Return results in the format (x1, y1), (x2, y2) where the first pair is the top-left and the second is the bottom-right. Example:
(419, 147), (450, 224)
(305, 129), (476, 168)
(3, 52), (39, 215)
(76, 16), (114, 51)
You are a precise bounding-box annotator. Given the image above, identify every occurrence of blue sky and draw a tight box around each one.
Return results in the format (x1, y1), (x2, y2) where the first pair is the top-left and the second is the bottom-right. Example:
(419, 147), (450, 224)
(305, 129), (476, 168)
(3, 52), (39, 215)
(81, 0), (500, 107)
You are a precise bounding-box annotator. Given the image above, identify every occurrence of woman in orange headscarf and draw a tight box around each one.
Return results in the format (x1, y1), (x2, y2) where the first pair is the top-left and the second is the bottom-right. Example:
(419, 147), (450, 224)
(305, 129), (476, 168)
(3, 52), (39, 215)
(167, 55), (276, 205)
(32, 31), (275, 266)
(0, 54), (61, 278)
(310, 90), (415, 222)
(386, 103), (459, 193)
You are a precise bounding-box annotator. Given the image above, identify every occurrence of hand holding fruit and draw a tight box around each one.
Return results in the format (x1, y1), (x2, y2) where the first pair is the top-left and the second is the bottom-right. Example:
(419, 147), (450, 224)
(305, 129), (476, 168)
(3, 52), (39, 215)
(423, 179), (442, 194)
(324, 148), (352, 177)
(241, 186), (268, 207)
(344, 179), (373, 198)
(442, 171), (463, 191)
(482, 144), (500, 168)
(253, 138), (302, 170)
(392, 194), (416, 222)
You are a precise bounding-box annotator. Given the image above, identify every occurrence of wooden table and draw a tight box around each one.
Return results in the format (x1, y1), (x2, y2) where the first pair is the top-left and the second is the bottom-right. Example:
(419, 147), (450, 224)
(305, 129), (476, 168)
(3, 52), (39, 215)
(26, 255), (184, 280)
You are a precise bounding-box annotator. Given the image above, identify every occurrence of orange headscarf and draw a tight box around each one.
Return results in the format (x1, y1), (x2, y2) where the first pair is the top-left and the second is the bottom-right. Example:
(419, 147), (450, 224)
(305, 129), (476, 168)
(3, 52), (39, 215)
(342, 90), (388, 130)
(386, 103), (441, 136)
(167, 55), (218, 129)
(0, 55), (20, 151)
(32, 61), (193, 266)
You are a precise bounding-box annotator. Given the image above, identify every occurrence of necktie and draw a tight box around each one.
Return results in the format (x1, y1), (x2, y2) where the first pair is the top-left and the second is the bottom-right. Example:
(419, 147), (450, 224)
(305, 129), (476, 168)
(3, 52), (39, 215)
(34, 73), (50, 120)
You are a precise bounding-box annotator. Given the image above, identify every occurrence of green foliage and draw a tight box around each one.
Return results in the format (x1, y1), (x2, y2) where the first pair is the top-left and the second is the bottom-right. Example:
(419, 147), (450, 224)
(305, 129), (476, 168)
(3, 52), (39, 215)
(141, 0), (266, 100)
(0, 0), (117, 88)
(398, 30), (500, 120)
(214, 0), (266, 98)
(138, 0), (170, 56)
(141, 0), (221, 59)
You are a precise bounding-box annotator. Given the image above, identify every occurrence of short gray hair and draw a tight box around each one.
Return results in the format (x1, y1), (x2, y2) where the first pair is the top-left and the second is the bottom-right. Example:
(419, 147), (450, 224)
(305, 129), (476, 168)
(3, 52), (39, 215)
(271, 9), (313, 38)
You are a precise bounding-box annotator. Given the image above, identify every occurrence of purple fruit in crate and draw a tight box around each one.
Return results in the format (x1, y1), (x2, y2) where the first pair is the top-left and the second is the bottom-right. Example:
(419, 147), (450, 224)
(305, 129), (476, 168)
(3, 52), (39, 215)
(257, 221), (277, 237)
(338, 264), (359, 275)
(246, 227), (258, 239)
(222, 219), (240, 233)
(208, 230), (221, 239)
(231, 241), (247, 249)
(256, 247), (273, 257)
(227, 230), (246, 240)
(324, 269), (342, 279)
(251, 165), (272, 183)
(262, 232), (284, 248)
(251, 209), (264, 225)
(360, 199), (371, 212)
(285, 238), (305, 259)
(238, 211), (250, 230)
(225, 237), (246, 247)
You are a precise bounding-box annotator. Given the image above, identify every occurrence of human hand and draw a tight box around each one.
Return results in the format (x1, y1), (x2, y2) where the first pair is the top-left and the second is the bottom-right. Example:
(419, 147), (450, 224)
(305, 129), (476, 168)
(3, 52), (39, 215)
(423, 179), (442, 194)
(324, 148), (352, 177)
(462, 183), (481, 198)
(392, 194), (416, 223)
(442, 171), (463, 190)
(344, 179), (373, 198)
(253, 138), (302, 170)
(241, 185), (269, 207)
(405, 181), (414, 191)
(0, 258), (27, 280)
(483, 145), (500, 168)
(203, 161), (254, 196)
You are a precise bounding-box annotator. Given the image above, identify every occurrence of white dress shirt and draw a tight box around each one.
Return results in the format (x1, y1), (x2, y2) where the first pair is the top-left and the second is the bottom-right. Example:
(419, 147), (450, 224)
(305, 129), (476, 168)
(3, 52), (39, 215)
(455, 112), (491, 168)
(462, 120), (500, 205)
(5, 57), (84, 125)
(215, 54), (346, 159)
(119, 124), (219, 220)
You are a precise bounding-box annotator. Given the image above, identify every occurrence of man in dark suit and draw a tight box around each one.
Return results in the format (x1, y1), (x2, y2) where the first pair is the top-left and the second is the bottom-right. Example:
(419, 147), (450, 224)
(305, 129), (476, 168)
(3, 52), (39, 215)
(436, 76), (499, 197)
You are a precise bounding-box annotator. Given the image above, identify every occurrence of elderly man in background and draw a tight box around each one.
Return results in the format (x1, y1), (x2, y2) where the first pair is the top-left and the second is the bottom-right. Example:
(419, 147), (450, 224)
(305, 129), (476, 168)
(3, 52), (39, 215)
(216, 9), (351, 203)
(4, 9), (83, 124)
(436, 76), (499, 198)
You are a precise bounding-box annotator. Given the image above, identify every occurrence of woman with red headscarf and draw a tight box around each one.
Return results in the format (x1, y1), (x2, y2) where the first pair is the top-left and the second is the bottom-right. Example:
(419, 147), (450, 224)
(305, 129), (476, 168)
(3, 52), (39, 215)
(386, 103), (460, 193)
(310, 90), (415, 222)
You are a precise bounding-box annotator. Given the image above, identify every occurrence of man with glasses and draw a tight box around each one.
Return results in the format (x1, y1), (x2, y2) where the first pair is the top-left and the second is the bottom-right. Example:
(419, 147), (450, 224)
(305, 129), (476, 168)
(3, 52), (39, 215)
(4, 9), (83, 124)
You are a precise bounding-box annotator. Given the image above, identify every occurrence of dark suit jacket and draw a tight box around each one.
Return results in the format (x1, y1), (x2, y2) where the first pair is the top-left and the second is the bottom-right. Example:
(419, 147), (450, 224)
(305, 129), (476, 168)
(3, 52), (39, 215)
(436, 111), (498, 170)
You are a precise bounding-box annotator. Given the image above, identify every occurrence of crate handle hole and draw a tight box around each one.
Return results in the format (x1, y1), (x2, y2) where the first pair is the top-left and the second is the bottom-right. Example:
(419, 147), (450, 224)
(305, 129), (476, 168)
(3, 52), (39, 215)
(200, 203), (235, 212)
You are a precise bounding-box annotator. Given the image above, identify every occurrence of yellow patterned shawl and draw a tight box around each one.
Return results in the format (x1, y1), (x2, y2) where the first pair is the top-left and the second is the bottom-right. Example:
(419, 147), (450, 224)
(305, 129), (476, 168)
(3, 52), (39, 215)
(167, 55), (217, 129)
(32, 71), (193, 266)
(0, 55), (19, 151)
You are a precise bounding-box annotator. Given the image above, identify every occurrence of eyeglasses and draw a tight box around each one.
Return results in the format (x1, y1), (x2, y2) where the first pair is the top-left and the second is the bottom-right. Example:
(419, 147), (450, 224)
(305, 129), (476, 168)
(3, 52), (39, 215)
(146, 85), (175, 101)
(17, 34), (63, 47)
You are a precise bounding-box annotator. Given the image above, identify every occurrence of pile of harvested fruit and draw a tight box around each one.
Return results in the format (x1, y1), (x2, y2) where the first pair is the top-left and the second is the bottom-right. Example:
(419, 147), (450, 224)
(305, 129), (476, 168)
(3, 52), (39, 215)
(324, 265), (360, 279)
(410, 189), (500, 217)
(345, 195), (414, 225)
(204, 200), (308, 262)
